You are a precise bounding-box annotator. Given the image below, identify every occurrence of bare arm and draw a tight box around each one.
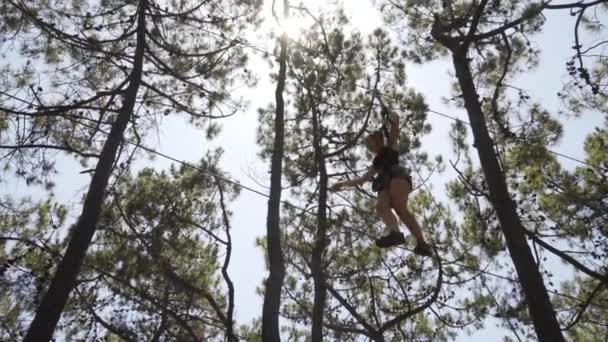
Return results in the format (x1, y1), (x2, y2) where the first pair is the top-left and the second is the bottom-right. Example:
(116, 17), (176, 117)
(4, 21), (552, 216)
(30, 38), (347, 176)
(330, 167), (376, 191)
(387, 112), (399, 149)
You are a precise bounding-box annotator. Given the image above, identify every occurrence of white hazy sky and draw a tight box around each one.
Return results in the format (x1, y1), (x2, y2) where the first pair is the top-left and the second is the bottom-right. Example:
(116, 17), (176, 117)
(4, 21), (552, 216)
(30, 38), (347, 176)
(5, 1), (604, 340)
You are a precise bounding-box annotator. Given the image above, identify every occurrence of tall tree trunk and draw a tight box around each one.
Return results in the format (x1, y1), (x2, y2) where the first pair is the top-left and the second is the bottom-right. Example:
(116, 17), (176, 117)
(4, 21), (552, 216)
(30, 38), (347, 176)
(309, 93), (328, 341)
(449, 49), (565, 342)
(261, 31), (288, 342)
(23, 1), (147, 340)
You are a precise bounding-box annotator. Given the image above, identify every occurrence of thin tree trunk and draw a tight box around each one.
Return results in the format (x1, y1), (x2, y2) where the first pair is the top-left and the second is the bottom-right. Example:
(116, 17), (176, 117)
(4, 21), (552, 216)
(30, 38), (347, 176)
(449, 50), (565, 342)
(309, 93), (329, 341)
(23, 1), (147, 340)
(261, 31), (288, 342)
(217, 177), (238, 342)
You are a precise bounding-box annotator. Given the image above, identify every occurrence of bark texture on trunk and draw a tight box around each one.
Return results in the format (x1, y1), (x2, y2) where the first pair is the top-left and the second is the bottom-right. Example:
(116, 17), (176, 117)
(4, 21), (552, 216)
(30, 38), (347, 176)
(24, 1), (148, 340)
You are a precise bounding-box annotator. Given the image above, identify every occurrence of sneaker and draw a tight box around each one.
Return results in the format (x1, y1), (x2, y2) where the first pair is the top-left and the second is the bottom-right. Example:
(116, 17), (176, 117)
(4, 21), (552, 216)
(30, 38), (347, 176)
(375, 231), (406, 248)
(414, 241), (433, 257)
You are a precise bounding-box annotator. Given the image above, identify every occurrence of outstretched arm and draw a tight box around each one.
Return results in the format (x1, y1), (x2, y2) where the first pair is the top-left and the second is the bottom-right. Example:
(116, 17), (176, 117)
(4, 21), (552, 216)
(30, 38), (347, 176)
(330, 167), (376, 191)
(387, 112), (400, 149)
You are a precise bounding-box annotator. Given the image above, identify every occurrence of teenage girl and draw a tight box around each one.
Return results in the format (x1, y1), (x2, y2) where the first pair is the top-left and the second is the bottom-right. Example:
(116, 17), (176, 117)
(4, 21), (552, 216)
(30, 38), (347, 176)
(330, 112), (432, 256)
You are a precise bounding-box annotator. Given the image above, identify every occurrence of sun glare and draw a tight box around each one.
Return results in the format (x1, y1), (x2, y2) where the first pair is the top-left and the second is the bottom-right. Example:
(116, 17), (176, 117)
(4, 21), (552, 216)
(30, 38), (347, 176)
(263, 0), (382, 38)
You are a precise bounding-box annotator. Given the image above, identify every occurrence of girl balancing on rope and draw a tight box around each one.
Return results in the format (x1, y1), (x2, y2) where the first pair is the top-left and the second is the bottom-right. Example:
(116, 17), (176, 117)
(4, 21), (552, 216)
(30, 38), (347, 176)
(329, 107), (433, 256)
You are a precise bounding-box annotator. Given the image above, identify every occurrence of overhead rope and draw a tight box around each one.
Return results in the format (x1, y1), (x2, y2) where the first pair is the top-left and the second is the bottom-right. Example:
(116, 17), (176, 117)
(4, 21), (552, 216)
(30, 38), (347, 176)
(66, 117), (314, 215)
(62, 93), (600, 221)
(368, 88), (603, 172)
(224, 34), (603, 172)
(67, 111), (435, 257)
(58, 81), (608, 309)
(43, 31), (600, 209)
(424, 109), (603, 172)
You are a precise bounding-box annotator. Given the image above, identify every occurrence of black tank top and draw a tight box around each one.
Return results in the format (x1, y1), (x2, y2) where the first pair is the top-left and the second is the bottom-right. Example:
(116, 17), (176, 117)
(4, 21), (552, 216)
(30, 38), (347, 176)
(372, 147), (399, 173)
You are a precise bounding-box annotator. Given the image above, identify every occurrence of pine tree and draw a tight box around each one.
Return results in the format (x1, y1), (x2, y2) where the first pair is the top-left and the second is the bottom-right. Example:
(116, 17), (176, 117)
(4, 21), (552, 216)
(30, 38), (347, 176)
(0, 153), (242, 340)
(0, 198), (68, 340)
(262, 0), (289, 340)
(380, 1), (606, 340)
(0, 0), (258, 339)
(256, 9), (486, 340)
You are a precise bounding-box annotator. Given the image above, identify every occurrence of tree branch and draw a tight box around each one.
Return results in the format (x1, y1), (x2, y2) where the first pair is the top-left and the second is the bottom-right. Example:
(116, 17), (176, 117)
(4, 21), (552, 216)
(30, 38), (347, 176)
(326, 285), (379, 334)
(544, 0), (606, 10)
(0, 144), (99, 159)
(379, 251), (443, 333)
(522, 229), (608, 286)
(465, 0), (490, 46)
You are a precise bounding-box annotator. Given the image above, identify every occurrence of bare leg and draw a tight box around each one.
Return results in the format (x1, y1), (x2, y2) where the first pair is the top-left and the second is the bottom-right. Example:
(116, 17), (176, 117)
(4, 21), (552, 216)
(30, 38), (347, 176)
(376, 189), (400, 234)
(389, 178), (427, 244)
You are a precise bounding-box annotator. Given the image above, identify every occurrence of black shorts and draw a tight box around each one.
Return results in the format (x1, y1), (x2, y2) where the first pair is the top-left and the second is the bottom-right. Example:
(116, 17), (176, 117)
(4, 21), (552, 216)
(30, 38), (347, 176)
(371, 165), (412, 192)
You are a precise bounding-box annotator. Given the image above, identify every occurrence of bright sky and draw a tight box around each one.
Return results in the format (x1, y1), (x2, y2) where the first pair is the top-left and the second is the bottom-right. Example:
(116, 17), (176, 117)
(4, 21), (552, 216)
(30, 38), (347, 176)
(4, 0), (604, 340)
